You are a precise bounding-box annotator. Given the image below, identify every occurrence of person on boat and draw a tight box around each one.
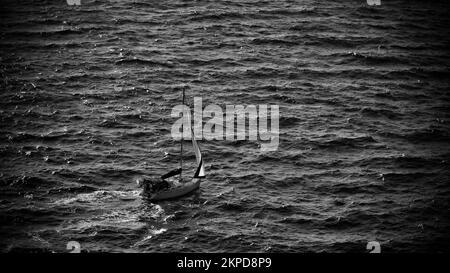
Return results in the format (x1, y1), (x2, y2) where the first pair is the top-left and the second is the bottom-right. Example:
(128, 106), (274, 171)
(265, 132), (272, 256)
(137, 168), (182, 194)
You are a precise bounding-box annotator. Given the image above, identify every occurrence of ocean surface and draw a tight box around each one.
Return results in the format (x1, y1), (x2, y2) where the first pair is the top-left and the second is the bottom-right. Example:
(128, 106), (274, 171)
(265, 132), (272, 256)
(0, 0), (449, 253)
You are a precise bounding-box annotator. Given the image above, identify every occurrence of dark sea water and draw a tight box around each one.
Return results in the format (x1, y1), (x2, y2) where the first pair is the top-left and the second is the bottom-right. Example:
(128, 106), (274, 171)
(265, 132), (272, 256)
(1, 0), (449, 253)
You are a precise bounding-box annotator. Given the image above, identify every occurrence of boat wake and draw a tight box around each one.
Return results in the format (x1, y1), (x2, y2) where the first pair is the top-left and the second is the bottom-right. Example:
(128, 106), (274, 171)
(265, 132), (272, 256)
(51, 190), (142, 206)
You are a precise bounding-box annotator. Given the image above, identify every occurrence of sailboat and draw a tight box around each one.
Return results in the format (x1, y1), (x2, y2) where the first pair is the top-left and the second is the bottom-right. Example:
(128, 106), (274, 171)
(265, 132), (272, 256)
(148, 88), (205, 201)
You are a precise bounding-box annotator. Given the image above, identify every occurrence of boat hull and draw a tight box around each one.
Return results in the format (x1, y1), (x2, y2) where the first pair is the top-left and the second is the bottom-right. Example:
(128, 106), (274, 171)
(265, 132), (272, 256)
(149, 178), (201, 201)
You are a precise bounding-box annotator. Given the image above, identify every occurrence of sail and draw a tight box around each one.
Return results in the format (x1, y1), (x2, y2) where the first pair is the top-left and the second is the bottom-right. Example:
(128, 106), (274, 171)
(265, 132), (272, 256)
(191, 128), (205, 178)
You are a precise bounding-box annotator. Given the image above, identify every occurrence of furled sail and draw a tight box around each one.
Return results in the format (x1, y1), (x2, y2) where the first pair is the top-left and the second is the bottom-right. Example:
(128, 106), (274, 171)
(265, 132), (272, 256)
(191, 128), (205, 178)
(160, 168), (181, 180)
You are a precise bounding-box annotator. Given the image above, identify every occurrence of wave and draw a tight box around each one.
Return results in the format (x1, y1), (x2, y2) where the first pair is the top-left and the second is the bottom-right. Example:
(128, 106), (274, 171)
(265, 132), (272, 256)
(359, 107), (402, 119)
(2, 28), (83, 38)
(250, 38), (300, 46)
(278, 208), (393, 231)
(115, 58), (175, 68)
(188, 12), (249, 22)
(4, 129), (87, 142)
(0, 175), (55, 189)
(258, 7), (317, 16)
(355, 155), (449, 169)
(329, 51), (409, 66)
(313, 181), (386, 195)
(316, 136), (377, 149)
(380, 128), (450, 143)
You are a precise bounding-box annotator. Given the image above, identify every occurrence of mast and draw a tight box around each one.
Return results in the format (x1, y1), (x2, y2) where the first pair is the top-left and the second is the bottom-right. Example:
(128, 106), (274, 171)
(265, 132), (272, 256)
(179, 86), (185, 181)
